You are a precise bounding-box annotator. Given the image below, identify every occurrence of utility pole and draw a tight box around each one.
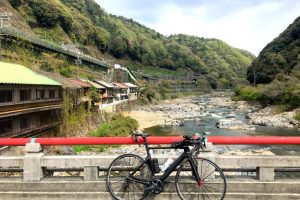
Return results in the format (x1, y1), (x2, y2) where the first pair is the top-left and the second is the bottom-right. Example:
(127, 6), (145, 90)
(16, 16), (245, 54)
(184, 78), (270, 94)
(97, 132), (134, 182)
(0, 12), (12, 58)
(75, 45), (82, 79)
(253, 69), (256, 87)
(63, 43), (82, 78)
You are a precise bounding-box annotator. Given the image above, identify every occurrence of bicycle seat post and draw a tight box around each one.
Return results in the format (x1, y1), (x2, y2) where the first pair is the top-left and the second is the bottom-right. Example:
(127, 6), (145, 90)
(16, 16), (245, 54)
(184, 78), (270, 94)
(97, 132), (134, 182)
(142, 135), (151, 157)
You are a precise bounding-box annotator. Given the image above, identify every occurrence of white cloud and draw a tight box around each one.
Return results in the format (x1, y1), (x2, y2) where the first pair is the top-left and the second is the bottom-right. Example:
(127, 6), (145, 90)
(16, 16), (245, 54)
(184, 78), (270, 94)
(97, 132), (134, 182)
(96, 0), (300, 55)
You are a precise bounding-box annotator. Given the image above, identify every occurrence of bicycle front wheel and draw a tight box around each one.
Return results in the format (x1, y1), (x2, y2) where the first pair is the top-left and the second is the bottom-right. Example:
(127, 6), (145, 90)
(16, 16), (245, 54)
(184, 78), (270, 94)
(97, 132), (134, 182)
(107, 154), (153, 200)
(175, 157), (226, 200)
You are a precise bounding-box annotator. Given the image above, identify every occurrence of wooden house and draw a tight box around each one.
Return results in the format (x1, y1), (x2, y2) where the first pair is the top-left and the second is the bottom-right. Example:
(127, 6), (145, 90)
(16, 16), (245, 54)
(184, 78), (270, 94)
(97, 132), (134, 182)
(113, 82), (129, 100)
(0, 62), (61, 137)
(93, 80), (115, 103)
(123, 83), (138, 100)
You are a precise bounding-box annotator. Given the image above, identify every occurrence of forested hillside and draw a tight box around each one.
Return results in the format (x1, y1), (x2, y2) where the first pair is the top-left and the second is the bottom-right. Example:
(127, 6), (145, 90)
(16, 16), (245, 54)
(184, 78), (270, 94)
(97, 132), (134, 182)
(247, 16), (300, 84)
(3, 0), (254, 87)
(235, 16), (300, 110)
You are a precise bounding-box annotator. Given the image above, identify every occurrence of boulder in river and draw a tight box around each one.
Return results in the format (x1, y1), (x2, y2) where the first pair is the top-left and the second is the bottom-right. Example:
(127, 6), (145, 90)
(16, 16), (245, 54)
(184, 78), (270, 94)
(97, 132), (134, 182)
(216, 118), (255, 130)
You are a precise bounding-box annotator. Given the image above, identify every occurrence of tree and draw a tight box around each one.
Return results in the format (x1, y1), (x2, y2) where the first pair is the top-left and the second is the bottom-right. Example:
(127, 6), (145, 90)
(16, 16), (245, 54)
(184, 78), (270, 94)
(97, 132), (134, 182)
(29, 0), (60, 27)
(9, 0), (22, 8)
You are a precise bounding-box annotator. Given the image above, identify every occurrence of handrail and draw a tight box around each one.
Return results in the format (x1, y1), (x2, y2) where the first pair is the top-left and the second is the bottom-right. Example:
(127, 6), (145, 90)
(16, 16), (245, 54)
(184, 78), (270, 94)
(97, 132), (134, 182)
(1, 136), (300, 146)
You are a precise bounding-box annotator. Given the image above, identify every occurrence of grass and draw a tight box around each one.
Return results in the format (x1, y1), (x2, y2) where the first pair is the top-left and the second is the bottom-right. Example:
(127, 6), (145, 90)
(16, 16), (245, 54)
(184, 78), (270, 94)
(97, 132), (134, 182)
(73, 114), (138, 153)
(294, 112), (300, 122)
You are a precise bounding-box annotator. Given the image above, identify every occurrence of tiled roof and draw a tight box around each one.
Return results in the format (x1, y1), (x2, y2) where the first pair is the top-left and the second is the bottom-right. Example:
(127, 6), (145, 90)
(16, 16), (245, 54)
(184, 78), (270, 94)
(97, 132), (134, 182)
(113, 82), (128, 89)
(36, 71), (81, 89)
(94, 80), (115, 88)
(68, 78), (91, 88)
(0, 62), (60, 86)
(88, 81), (105, 89)
(124, 82), (138, 88)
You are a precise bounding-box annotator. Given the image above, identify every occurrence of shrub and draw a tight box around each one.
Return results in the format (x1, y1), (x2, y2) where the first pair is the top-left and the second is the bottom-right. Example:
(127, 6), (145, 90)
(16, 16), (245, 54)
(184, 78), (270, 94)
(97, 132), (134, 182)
(294, 112), (300, 121)
(40, 62), (54, 72)
(59, 67), (72, 77)
(74, 114), (138, 153)
(235, 86), (263, 101)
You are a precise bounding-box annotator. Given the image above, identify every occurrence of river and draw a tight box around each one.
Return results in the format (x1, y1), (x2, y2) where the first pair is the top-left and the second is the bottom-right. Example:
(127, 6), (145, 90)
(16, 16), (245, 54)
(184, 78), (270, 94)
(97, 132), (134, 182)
(144, 95), (300, 155)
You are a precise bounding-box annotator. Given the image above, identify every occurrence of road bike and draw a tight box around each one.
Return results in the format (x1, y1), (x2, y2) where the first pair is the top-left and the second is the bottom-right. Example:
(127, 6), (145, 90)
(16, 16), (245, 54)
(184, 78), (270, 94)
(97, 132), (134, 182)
(106, 132), (226, 200)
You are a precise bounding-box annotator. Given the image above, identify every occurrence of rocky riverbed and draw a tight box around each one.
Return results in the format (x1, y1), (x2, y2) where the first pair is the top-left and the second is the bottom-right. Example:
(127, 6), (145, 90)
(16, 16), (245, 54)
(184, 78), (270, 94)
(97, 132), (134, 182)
(125, 93), (300, 130)
(248, 106), (300, 128)
(124, 97), (205, 129)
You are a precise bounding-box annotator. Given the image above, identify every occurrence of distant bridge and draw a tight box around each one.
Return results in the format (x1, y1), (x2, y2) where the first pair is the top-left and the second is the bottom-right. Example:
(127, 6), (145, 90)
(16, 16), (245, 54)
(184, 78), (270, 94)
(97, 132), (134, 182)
(0, 27), (110, 71)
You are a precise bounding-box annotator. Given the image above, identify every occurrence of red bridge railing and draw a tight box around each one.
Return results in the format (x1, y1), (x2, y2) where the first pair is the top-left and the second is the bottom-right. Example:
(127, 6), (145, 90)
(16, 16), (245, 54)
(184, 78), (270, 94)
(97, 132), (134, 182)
(1, 136), (300, 146)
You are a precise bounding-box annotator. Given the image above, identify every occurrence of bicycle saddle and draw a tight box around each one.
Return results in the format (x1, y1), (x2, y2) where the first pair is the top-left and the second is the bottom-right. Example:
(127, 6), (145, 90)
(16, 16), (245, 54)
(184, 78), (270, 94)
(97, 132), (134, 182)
(131, 131), (151, 137)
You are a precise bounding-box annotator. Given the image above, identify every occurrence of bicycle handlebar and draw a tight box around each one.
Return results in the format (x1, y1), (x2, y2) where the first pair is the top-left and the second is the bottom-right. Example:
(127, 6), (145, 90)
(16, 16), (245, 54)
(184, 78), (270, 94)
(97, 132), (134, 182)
(131, 130), (206, 151)
(171, 135), (207, 151)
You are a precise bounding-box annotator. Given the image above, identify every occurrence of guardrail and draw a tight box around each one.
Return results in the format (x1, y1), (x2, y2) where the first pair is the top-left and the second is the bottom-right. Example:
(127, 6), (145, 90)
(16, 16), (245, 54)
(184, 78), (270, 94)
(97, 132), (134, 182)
(0, 142), (299, 182)
(1, 136), (300, 146)
(1, 136), (300, 182)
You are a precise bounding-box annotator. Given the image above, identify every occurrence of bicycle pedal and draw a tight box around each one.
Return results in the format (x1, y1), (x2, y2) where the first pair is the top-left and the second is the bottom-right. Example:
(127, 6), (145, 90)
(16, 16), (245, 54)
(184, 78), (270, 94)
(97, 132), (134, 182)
(164, 180), (171, 184)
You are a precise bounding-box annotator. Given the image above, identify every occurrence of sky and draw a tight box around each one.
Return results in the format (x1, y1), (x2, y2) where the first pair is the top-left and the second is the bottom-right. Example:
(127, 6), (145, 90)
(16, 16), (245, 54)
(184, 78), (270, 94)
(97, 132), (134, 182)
(95, 0), (300, 56)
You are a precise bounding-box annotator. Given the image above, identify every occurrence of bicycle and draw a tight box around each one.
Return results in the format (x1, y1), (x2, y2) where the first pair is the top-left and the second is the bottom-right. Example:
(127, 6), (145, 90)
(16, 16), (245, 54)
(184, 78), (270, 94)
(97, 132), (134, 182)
(106, 132), (226, 200)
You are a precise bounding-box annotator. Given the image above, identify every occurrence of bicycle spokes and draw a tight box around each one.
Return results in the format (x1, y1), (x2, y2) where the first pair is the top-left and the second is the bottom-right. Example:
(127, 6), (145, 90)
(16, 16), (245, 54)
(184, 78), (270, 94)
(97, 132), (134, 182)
(107, 154), (153, 200)
(176, 158), (226, 200)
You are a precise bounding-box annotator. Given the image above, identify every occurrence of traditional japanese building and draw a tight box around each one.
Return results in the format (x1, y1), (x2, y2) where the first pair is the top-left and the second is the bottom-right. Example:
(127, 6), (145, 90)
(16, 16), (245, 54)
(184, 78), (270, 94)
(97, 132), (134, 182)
(113, 82), (129, 100)
(123, 83), (138, 100)
(93, 80), (115, 103)
(0, 62), (62, 137)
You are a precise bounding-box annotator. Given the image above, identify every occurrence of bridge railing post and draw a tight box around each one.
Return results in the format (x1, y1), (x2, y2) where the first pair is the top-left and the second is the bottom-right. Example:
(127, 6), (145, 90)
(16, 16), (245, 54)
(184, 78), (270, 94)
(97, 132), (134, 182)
(23, 143), (45, 182)
(256, 167), (275, 181)
(84, 166), (99, 181)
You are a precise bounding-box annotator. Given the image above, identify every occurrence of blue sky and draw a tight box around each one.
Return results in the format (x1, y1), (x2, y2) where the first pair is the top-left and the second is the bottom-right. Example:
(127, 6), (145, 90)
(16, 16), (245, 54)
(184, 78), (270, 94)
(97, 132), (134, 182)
(95, 0), (300, 55)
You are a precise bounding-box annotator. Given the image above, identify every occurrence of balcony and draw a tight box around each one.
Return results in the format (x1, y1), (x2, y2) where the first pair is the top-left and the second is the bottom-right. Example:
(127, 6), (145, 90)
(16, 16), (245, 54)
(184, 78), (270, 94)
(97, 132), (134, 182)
(0, 99), (62, 118)
(0, 122), (61, 138)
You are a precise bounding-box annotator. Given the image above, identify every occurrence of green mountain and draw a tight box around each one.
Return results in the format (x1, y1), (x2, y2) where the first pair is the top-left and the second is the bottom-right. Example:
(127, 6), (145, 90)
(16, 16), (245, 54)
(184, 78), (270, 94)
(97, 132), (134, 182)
(235, 16), (300, 109)
(247, 16), (300, 84)
(4, 0), (254, 87)
(171, 34), (255, 80)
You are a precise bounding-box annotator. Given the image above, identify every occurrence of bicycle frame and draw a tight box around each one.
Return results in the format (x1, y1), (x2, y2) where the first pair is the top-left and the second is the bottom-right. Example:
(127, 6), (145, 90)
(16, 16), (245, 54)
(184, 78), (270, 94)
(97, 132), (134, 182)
(127, 137), (201, 186)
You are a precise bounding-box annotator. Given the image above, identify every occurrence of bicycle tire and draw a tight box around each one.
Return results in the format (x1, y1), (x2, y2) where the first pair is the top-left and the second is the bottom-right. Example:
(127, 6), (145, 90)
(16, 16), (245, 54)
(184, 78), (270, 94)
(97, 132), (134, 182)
(175, 157), (226, 200)
(107, 154), (153, 200)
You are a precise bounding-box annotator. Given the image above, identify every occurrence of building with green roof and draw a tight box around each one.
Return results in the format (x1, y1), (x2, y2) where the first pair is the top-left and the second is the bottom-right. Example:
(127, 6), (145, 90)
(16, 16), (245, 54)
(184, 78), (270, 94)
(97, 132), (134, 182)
(0, 62), (62, 138)
(0, 62), (61, 86)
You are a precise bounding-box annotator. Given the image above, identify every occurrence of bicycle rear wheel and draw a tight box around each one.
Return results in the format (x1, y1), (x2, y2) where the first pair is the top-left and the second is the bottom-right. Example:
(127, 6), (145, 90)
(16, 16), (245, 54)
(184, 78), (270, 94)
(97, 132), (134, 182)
(107, 154), (153, 200)
(175, 157), (226, 200)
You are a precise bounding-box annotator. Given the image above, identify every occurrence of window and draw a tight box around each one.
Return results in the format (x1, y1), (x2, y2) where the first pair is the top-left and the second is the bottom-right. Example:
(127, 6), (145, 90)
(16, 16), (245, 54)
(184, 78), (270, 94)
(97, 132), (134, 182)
(20, 89), (31, 101)
(49, 89), (56, 99)
(130, 88), (136, 93)
(107, 89), (113, 97)
(20, 116), (30, 130)
(0, 119), (12, 135)
(36, 89), (45, 100)
(40, 112), (50, 125)
(0, 90), (13, 103)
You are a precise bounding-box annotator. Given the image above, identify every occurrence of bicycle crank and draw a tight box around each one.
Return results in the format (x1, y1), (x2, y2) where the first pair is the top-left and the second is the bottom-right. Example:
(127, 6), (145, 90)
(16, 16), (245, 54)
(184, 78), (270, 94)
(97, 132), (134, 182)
(145, 178), (164, 194)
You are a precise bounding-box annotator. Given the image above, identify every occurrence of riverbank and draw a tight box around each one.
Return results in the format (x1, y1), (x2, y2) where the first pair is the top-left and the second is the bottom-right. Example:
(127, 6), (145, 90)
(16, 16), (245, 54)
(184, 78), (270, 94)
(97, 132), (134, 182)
(124, 93), (300, 130)
(124, 97), (204, 129)
(248, 106), (300, 128)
